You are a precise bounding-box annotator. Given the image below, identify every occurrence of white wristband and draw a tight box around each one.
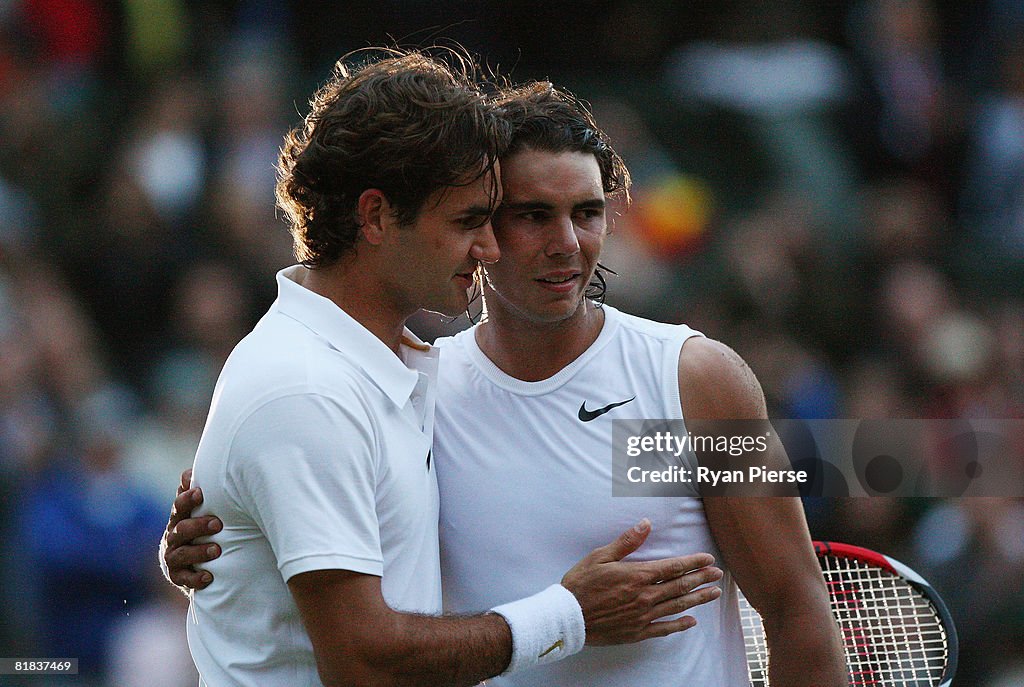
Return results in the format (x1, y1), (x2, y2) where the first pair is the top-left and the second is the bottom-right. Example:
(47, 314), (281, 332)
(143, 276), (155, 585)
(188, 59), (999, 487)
(490, 584), (586, 674)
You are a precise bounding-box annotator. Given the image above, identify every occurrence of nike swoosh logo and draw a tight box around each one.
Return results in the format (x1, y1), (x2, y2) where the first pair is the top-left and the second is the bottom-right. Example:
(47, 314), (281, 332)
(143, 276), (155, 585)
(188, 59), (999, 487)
(538, 639), (564, 658)
(578, 396), (636, 422)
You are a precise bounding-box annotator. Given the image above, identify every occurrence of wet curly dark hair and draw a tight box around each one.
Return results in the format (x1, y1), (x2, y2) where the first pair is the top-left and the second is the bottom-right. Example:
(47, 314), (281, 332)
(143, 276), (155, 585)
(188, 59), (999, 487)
(493, 81), (630, 205)
(276, 48), (508, 268)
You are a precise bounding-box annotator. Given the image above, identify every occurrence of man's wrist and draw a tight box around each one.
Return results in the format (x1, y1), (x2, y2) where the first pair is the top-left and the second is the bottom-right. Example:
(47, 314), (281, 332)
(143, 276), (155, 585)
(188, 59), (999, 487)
(490, 583), (585, 674)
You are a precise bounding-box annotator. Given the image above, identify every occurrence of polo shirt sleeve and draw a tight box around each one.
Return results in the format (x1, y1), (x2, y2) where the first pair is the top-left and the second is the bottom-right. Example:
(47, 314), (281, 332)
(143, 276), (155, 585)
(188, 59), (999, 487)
(225, 391), (383, 582)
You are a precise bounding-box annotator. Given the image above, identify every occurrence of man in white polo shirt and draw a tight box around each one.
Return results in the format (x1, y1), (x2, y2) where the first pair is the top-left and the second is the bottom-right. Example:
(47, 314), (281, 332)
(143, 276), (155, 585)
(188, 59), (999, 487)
(167, 50), (722, 687)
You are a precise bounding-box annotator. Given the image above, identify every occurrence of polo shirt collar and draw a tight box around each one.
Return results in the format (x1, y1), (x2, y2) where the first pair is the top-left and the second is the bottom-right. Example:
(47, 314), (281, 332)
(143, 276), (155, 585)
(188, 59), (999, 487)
(274, 265), (424, 407)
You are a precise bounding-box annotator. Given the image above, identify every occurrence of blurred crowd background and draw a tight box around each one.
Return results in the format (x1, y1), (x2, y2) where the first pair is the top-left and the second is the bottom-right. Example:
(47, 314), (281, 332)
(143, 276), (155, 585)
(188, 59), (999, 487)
(0, 0), (1021, 685)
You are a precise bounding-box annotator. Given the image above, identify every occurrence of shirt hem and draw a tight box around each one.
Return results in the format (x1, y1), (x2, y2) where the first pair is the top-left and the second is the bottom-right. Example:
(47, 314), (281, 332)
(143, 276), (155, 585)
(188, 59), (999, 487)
(280, 553), (383, 582)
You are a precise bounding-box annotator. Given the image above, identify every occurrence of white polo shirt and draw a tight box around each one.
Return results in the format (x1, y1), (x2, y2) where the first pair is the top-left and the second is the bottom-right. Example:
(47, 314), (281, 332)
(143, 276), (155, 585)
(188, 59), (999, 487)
(187, 265), (441, 687)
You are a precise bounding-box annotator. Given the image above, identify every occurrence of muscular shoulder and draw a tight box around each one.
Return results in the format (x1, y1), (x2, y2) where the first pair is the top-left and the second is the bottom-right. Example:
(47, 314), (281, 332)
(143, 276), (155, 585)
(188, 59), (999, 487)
(677, 337), (767, 420)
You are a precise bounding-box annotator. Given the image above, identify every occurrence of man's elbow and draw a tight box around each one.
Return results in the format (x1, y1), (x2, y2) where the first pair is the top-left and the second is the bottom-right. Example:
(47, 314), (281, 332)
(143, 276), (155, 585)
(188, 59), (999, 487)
(759, 578), (833, 633)
(762, 593), (844, 647)
(312, 631), (415, 687)
(316, 659), (403, 687)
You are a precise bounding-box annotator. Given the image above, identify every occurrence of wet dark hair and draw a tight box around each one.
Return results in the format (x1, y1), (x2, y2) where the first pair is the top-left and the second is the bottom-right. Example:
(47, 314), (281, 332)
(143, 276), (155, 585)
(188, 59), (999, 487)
(276, 48), (508, 268)
(493, 81), (630, 203)
(492, 82), (631, 303)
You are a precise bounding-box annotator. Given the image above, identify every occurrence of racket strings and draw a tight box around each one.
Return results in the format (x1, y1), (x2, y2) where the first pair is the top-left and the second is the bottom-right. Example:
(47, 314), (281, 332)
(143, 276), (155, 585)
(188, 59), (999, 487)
(740, 555), (949, 687)
(824, 556), (947, 685)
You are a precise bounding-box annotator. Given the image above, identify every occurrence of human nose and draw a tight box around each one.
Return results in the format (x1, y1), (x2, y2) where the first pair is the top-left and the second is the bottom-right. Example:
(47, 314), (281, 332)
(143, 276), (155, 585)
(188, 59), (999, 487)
(547, 216), (581, 257)
(470, 220), (501, 264)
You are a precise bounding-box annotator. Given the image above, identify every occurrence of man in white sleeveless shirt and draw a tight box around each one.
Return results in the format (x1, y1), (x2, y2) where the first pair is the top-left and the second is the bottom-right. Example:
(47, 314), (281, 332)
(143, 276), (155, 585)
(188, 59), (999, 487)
(428, 83), (846, 686)
(164, 79), (847, 685)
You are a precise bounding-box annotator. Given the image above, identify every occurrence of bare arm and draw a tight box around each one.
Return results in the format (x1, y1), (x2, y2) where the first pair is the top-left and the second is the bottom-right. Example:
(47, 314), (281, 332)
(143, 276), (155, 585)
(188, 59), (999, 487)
(678, 337), (848, 687)
(289, 569), (510, 687)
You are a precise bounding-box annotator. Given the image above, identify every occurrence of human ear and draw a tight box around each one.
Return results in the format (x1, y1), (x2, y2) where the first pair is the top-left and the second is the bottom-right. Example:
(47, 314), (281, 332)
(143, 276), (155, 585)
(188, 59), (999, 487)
(356, 189), (389, 245)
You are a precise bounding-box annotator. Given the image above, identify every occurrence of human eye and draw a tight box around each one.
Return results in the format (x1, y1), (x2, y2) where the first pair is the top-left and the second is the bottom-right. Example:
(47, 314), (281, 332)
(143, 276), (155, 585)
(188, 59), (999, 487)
(521, 210), (549, 222)
(574, 207), (605, 225)
(456, 213), (491, 229)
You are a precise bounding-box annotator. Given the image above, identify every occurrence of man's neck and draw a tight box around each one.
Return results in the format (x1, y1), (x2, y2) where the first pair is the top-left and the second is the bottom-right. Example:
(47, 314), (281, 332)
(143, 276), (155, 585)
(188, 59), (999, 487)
(299, 261), (409, 354)
(475, 300), (605, 382)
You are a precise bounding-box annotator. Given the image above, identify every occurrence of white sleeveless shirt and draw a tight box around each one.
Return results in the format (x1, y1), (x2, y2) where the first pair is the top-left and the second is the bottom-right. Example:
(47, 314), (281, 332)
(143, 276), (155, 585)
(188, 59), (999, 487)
(434, 304), (748, 687)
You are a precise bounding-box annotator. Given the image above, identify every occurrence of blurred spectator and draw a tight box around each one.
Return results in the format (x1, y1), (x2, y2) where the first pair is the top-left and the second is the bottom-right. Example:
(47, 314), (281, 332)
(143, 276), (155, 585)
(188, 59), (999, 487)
(859, 176), (948, 264)
(714, 195), (861, 364)
(122, 351), (217, 497)
(876, 260), (953, 383)
(960, 30), (1024, 268)
(163, 260), (254, 367)
(123, 261), (248, 495)
(843, 357), (917, 418)
(127, 74), (208, 226)
(10, 261), (111, 415)
(992, 301), (1024, 414)
(121, 0), (187, 77)
(912, 499), (1024, 683)
(0, 291), (57, 475)
(62, 115), (205, 385)
(17, 386), (166, 683)
(0, 177), (39, 256)
(845, 0), (963, 183)
(0, 262), (57, 662)
(665, 1), (858, 229)
(201, 42), (295, 309)
(20, 0), (108, 70)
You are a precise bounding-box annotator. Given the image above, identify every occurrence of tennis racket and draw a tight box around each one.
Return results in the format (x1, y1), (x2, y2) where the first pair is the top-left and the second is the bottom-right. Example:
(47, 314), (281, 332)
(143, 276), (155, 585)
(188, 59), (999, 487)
(739, 541), (957, 687)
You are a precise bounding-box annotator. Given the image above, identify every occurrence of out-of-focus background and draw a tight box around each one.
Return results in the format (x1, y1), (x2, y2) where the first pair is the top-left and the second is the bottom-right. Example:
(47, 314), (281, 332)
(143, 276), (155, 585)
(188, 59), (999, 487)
(0, 1), (1021, 685)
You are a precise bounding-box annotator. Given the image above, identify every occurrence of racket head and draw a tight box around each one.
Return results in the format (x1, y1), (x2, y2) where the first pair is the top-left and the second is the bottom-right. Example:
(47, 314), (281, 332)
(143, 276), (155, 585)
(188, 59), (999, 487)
(740, 540), (958, 687)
